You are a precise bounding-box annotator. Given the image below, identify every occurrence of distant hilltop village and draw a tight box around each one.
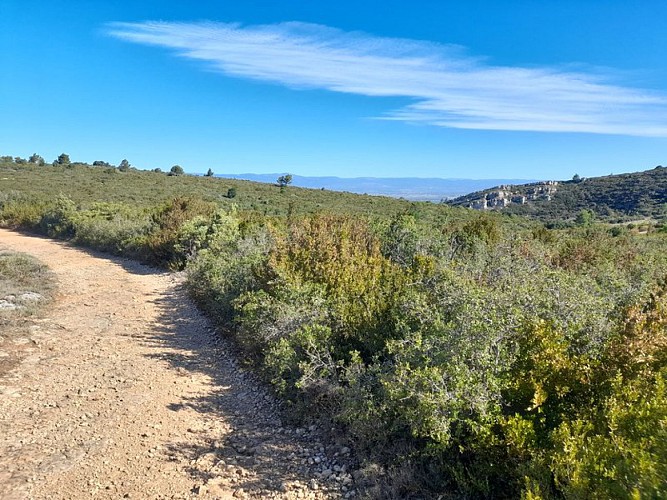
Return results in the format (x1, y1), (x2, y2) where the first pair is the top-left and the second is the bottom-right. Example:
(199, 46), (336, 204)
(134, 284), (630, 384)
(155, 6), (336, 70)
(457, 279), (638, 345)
(462, 181), (559, 210)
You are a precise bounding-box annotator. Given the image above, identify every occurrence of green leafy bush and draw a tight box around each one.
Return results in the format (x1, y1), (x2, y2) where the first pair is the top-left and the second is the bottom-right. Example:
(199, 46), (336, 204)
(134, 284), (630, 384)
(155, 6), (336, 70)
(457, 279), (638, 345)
(139, 196), (217, 268)
(72, 203), (152, 254)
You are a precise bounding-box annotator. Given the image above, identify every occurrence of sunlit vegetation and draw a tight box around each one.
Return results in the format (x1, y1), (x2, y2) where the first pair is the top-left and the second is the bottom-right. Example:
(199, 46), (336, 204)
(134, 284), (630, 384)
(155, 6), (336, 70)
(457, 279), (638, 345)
(0, 156), (449, 221)
(1, 154), (667, 497)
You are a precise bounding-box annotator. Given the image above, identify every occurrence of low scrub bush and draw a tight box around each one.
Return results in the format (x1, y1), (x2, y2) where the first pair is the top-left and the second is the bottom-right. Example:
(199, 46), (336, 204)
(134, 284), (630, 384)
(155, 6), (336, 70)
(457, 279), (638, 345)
(0, 196), (51, 229)
(186, 210), (272, 323)
(72, 203), (152, 255)
(139, 196), (218, 268)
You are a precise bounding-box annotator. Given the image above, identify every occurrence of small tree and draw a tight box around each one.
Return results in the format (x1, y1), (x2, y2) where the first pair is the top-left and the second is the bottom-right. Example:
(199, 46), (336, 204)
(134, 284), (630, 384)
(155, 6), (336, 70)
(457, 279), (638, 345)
(153, 167), (163, 173)
(29, 153), (45, 166)
(54, 153), (70, 166)
(572, 174), (582, 183)
(226, 187), (237, 199)
(277, 174), (293, 192)
(575, 209), (595, 226)
(118, 159), (131, 172)
(205, 168), (214, 177)
(169, 165), (184, 176)
(14, 157), (27, 164)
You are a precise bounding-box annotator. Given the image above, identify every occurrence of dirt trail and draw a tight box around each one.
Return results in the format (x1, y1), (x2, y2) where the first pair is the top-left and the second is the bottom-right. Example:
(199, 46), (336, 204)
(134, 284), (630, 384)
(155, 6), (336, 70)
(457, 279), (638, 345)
(0, 229), (356, 500)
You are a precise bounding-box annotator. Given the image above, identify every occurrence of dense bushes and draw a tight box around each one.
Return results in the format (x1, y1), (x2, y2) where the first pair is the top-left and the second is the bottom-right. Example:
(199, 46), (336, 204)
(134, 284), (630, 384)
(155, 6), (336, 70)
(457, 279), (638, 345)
(1, 181), (666, 498)
(181, 209), (667, 497)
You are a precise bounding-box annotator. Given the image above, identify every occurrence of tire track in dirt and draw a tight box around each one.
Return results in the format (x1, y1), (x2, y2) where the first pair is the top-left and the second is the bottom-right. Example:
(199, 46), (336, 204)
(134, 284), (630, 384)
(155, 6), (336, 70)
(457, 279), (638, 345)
(0, 229), (357, 499)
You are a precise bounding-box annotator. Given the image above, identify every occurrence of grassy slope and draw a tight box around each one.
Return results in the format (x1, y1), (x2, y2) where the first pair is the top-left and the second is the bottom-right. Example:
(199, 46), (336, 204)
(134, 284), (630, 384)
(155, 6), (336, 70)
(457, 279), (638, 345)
(0, 160), (537, 234)
(0, 161), (422, 218)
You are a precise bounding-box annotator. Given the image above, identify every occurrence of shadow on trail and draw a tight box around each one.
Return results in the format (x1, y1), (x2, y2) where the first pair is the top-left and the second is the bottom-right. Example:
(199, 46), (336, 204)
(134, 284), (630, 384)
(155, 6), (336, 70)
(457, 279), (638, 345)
(140, 283), (344, 497)
(3, 228), (164, 277)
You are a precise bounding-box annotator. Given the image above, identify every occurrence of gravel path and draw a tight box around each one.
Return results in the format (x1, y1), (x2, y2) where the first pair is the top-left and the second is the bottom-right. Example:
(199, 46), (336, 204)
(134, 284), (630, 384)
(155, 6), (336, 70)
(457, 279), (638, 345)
(0, 229), (357, 500)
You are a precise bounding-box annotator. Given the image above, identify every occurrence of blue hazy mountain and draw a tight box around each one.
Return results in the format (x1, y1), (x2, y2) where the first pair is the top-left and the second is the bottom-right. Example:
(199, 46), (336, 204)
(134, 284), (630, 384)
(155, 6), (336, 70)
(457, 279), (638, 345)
(213, 173), (539, 202)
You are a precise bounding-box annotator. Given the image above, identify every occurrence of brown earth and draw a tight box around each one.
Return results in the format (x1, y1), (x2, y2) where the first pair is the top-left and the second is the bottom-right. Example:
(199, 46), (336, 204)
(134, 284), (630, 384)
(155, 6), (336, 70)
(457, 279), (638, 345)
(0, 229), (357, 500)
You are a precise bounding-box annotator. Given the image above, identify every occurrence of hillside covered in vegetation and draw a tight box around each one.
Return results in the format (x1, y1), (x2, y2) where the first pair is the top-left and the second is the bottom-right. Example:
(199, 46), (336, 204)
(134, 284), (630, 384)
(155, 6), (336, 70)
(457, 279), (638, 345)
(2, 155), (667, 498)
(0, 154), (419, 220)
(448, 166), (667, 224)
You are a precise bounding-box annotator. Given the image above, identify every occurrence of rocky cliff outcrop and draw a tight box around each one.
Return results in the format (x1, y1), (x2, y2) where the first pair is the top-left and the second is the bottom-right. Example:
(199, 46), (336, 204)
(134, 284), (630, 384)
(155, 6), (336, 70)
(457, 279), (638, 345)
(458, 181), (559, 210)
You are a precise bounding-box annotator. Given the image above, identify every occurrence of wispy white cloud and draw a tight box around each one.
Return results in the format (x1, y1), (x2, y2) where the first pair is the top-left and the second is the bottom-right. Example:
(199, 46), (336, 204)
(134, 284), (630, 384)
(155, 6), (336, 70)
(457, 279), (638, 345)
(107, 21), (667, 136)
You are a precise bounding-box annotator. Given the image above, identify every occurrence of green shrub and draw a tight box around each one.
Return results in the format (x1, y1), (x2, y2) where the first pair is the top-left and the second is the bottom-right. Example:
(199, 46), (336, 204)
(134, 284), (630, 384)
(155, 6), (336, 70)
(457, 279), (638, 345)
(38, 194), (77, 237)
(141, 196), (217, 268)
(72, 202), (152, 254)
(186, 210), (271, 323)
(0, 198), (49, 228)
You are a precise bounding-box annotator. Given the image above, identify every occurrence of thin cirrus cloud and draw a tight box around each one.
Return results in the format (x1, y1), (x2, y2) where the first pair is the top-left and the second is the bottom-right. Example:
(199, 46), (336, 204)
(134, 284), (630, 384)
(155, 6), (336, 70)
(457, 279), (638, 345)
(106, 20), (667, 137)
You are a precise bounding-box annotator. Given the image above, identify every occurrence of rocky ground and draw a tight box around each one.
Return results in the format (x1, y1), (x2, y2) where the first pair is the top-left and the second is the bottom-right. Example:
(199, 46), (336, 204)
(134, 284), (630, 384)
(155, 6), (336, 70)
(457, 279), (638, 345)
(0, 229), (360, 499)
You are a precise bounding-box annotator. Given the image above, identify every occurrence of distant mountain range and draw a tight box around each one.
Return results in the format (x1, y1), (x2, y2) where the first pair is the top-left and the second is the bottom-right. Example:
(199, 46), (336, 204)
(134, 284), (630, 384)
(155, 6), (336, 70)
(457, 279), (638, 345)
(212, 173), (538, 202)
(447, 166), (667, 223)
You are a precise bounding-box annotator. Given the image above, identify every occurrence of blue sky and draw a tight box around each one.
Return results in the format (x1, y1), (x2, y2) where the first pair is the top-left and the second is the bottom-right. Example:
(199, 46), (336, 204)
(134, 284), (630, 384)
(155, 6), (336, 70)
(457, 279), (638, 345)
(2, 1), (667, 179)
